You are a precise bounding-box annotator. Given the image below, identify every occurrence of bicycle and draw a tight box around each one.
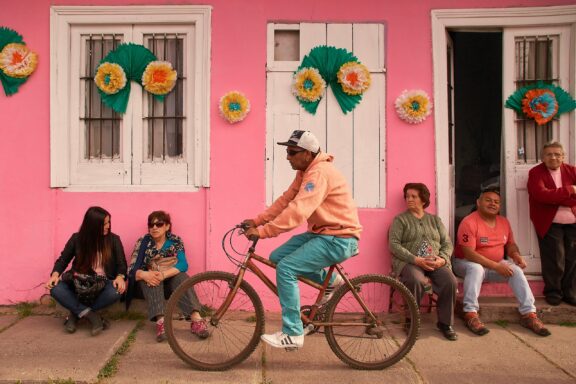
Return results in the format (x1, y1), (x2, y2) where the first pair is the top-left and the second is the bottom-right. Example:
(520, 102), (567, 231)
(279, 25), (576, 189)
(164, 224), (420, 371)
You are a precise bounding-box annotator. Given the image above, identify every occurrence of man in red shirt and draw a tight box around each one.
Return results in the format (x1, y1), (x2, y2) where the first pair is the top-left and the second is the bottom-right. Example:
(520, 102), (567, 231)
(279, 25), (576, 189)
(453, 188), (550, 337)
(527, 141), (576, 307)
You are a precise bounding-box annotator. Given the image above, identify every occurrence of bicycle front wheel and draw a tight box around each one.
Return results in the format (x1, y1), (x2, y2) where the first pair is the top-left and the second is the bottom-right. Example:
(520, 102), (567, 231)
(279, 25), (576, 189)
(324, 274), (419, 370)
(165, 271), (265, 371)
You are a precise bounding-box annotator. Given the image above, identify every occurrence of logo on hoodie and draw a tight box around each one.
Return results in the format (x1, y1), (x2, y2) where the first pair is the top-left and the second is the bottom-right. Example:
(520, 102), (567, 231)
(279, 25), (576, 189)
(304, 182), (315, 192)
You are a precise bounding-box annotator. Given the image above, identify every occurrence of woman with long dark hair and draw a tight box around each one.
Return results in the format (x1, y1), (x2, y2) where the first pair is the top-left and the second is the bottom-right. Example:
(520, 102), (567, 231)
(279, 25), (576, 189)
(46, 206), (127, 336)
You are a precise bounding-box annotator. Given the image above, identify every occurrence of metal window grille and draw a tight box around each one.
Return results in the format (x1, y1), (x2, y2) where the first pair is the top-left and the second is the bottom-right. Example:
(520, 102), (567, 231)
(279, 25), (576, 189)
(80, 34), (122, 160)
(514, 35), (559, 164)
(144, 34), (185, 162)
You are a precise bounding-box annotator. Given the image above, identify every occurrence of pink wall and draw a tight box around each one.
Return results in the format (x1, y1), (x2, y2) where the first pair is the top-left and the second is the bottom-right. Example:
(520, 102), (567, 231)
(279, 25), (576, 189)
(0, 0), (571, 305)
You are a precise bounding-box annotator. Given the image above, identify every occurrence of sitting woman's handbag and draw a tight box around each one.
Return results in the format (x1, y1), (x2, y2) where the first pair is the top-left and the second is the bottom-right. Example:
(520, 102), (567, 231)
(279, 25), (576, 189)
(61, 271), (107, 304)
(147, 255), (177, 272)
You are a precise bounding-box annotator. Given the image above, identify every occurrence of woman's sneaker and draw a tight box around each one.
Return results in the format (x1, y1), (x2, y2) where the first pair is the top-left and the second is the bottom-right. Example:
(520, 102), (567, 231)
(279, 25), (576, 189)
(261, 331), (304, 351)
(156, 320), (167, 342)
(191, 319), (210, 339)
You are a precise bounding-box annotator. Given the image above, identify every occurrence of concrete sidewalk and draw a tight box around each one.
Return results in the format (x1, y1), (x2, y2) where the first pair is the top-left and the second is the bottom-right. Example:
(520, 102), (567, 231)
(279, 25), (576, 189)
(0, 308), (575, 384)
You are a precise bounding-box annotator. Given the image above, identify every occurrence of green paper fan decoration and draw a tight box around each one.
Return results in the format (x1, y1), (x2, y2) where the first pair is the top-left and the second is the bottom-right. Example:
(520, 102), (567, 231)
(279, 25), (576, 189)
(505, 82), (576, 125)
(292, 45), (371, 115)
(0, 27), (38, 96)
(94, 43), (177, 114)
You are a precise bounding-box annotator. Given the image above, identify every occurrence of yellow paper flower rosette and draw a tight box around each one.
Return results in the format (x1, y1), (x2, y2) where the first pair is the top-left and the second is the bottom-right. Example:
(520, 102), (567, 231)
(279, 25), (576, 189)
(292, 67), (326, 102)
(219, 91), (250, 123)
(337, 62), (371, 95)
(94, 62), (127, 95)
(0, 43), (38, 78)
(395, 90), (432, 124)
(142, 61), (177, 95)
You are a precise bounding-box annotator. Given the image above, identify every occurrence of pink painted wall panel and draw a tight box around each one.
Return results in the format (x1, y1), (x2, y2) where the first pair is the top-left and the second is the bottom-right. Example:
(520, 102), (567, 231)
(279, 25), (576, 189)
(0, 0), (573, 304)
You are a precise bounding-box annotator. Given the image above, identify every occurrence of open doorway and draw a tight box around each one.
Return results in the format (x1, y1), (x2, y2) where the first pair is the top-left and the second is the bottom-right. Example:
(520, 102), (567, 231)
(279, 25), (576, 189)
(451, 31), (503, 232)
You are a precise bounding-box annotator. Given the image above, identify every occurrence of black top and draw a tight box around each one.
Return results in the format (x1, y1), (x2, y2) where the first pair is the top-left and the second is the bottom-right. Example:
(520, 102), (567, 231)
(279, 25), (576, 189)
(51, 232), (127, 280)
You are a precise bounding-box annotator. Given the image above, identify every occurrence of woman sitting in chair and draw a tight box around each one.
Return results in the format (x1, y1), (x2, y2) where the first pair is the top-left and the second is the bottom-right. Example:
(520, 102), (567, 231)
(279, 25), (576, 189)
(389, 183), (458, 341)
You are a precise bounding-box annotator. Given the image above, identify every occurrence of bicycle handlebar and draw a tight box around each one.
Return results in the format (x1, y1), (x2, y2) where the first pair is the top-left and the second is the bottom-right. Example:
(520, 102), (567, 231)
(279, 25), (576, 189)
(237, 223), (259, 247)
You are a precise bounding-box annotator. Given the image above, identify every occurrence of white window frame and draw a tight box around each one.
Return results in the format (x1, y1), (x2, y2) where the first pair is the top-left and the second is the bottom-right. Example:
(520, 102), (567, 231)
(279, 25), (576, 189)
(50, 5), (211, 191)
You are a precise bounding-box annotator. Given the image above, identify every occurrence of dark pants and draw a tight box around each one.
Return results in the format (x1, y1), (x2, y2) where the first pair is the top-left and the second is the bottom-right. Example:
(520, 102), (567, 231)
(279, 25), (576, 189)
(138, 272), (201, 321)
(538, 223), (576, 301)
(51, 280), (121, 317)
(400, 263), (457, 326)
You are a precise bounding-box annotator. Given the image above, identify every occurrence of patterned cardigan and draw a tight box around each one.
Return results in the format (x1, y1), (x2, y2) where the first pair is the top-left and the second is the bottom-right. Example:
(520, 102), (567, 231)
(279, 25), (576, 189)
(388, 211), (453, 276)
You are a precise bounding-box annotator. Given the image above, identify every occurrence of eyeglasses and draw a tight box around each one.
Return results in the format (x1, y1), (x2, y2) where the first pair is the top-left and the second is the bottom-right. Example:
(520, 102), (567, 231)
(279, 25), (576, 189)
(286, 149), (306, 156)
(148, 221), (165, 228)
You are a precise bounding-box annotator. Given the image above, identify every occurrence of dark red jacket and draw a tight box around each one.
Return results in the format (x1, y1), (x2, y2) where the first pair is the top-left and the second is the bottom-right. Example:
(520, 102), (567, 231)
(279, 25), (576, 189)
(527, 162), (576, 238)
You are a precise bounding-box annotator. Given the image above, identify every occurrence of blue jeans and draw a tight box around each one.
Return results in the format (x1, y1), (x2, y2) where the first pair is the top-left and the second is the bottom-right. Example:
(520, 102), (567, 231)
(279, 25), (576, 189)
(51, 279), (121, 317)
(270, 232), (359, 336)
(452, 258), (536, 315)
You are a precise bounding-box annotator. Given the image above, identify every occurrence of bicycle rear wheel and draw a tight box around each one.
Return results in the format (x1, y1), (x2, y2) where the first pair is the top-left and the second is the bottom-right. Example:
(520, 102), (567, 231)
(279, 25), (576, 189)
(324, 274), (419, 370)
(165, 271), (265, 371)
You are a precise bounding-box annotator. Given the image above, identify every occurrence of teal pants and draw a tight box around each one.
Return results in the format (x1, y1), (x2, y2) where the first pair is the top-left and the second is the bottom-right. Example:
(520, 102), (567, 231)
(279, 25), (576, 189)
(270, 232), (359, 336)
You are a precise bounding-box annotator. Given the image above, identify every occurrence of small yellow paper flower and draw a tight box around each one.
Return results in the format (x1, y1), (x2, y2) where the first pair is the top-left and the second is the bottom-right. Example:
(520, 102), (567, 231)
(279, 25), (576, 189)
(142, 61), (177, 95)
(395, 90), (432, 124)
(0, 43), (38, 78)
(219, 91), (250, 123)
(292, 67), (326, 102)
(94, 62), (127, 95)
(337, 62), (371, 95)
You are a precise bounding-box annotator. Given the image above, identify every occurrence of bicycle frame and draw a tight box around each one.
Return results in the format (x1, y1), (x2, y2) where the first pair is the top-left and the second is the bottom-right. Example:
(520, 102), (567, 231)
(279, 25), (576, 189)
(212, 235), (379, 329)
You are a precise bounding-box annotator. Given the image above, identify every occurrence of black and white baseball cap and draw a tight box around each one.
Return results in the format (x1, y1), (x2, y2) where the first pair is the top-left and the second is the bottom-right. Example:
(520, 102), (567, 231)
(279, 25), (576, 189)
(277, 130), (320, 153)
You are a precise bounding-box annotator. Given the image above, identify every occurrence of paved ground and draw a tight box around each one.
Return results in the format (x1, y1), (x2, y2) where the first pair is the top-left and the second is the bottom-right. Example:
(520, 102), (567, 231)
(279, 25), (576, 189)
(0, 305), (575, 384)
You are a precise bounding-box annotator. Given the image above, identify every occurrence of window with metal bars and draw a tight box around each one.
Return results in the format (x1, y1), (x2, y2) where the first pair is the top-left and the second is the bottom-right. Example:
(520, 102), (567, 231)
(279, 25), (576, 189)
(50, 5), (211, 190)
(514, 35), (560, 164)
(144, 34), (184, 162)
(81, 35), (122, 161)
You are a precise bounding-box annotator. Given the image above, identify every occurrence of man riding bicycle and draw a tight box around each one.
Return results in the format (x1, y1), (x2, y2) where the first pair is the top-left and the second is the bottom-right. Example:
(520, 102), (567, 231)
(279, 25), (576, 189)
(243, 130), (362, 350)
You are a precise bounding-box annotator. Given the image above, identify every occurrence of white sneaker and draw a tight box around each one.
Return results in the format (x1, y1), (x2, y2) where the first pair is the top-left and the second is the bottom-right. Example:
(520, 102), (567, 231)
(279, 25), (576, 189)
(261, 331), (304, 350)
(319, 273), (344, 305)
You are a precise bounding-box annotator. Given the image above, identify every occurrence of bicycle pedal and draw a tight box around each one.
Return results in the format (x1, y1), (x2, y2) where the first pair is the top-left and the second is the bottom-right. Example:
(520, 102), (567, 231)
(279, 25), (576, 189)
(284, 347), (299, 352)
(303, 324), (316, 335)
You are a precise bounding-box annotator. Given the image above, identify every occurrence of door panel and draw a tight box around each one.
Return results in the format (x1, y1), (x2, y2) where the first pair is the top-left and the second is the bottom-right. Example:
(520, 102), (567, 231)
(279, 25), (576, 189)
(503, 26), (571, 274)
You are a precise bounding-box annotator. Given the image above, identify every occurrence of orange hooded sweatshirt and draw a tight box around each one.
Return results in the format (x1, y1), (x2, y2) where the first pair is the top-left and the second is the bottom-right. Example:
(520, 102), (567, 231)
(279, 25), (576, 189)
(254, 152), (362, 239)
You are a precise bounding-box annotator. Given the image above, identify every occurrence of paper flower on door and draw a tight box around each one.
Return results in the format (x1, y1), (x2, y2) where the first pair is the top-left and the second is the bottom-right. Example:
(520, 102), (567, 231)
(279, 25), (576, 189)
(292, 67), (326, 102)
(94, 43), (178, 114)
(0, 27), (38, 96)
(337, 62), (371, 96)
(292, 45), (371, 115)
(395, 90), (432, 124)
(505, 82), (576, 125)
(219, 91), (250, 123)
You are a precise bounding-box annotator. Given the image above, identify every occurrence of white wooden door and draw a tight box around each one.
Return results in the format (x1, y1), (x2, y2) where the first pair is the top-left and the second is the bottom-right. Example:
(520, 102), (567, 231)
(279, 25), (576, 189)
(266, 23), (385, 207)
(503, 26), (572, 274)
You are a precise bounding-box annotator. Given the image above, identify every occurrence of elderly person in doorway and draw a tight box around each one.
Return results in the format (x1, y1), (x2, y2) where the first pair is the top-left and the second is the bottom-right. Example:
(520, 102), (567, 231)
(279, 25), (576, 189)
(126, 210), (208, 342)
(389, 183), (458, 341)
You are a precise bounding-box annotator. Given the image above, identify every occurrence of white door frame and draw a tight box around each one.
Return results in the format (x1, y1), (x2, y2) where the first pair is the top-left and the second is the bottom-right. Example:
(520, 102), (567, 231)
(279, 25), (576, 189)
(432, 5), (576, 233)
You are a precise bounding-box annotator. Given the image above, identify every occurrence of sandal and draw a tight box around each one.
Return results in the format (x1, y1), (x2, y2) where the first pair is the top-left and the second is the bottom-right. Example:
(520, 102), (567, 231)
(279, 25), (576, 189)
(464, 312), (489, 336)
(520, 313), (551, 337)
